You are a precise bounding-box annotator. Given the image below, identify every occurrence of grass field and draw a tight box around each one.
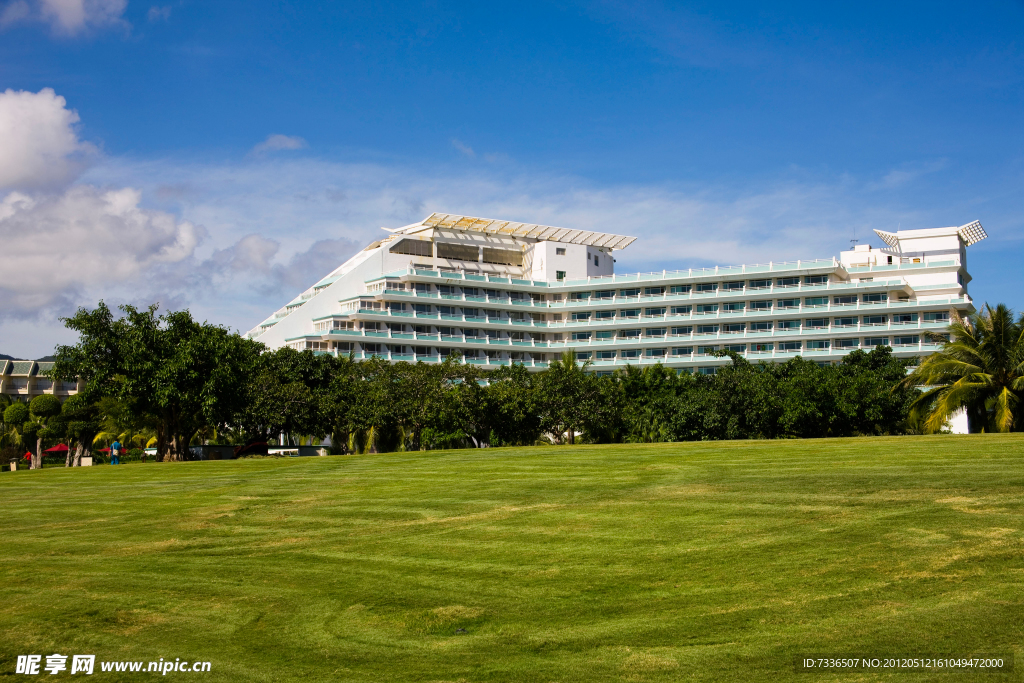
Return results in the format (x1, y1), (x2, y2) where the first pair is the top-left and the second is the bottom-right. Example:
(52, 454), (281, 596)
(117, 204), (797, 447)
(2, 436), (1024, 682)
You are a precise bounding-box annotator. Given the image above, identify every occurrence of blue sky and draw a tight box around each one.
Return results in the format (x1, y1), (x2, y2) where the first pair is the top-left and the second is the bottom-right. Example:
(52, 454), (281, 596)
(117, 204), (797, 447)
(1, 0), (1022, 357)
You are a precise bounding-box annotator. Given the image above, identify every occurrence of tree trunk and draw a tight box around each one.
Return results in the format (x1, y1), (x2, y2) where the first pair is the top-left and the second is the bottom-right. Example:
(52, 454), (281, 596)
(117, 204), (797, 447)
(65, 443), (73, 467)
(158, 414), (170, 461)
(72, 442), (84, 467)
(33, 436), (43, 469)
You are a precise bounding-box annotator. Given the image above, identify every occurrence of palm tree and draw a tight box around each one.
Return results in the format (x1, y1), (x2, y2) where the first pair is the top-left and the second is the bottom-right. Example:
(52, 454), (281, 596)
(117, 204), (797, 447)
(902, 304), (1024, 433)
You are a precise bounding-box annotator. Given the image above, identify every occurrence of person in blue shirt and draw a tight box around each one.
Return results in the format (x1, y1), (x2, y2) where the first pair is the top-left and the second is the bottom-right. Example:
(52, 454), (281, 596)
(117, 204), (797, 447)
(110, 440), (121, 465)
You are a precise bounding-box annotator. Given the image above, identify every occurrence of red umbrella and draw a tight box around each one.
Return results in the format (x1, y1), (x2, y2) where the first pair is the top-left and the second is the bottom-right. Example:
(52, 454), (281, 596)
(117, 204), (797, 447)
(98, 447), (110, 453)
(44, 444), (69, 453)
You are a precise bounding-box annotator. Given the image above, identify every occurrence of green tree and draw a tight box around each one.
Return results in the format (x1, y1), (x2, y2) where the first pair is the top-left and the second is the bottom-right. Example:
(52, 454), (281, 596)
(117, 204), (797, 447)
(535, 351), (603, 444)
(236, 346), (336, 447)
(53, 302), (264, 461)
(25, 395), (62, 469)
(902, 304), (1024, 432)
(61, 395), (101, 467)
(3, 401), (29, 453)
(484, 362), (542, 446)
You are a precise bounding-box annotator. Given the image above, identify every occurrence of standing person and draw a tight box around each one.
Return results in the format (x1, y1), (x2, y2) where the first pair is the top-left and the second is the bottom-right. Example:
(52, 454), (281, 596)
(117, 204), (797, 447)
(110, 439), (121, 465)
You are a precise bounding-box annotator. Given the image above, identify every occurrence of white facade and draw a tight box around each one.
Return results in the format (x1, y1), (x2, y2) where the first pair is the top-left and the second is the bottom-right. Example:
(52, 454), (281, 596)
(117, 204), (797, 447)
(246, 213), (985, 375)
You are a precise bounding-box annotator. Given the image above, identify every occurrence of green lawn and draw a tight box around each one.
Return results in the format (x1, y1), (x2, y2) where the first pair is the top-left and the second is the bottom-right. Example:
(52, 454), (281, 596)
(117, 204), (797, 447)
(2, 436), (1024, 682)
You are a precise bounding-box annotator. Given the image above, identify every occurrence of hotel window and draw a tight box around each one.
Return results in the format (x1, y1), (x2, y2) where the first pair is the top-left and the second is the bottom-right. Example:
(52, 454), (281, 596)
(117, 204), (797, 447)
(894, 335), (920, 346)
(863, 293), (887, 303)
(671, 305), (692, 315)
(437, 242), (480, 262)
(777, 298), (799, 309)
(749, 300), (772, 310)
(750, 321), (772, 331)
(389, 238), (433, 257)
(595, 331), (614, 339)
(863, 315), (886, 325)
(893, 313), (918, 323)
(697, 345), (718, 355)
(645, 307), (667, 316)
(779, 341), (802, 351)
(777, 277), (800, 287)
(596, 350), (616, 359)
(413, 304), (431, 314)
(834, 316), (856, 326)
(697, 367), (718, 375)
(722, 324), (745, 333)
(671, 326), (693, 335)
(620, 308), (640, 318)
(485, 289), (507, 300)
(645, 286), (664, 295)
(806, 340), (830, 350)
(620, 288), (640, 297)
(864, 337), (889, 347)
(576, 351), (591, 360)
(724, 344), (746, 352)
(777, 320), (800, 330)
(804, 275), (828, 285)
(439, 327), (458, 337)
(594, 255), (599, 266)
(594, 310), (615, 319)
(414, 283), (431, 293)
(485, 309), (502, 320)
(671, 346), (693, 356)
(834, 338), (858, 349)
(805, 318), (828, 328)
(722, 281), (744, 291)
(723, 302), (745, 312)
(462, 307), (480, 318)
(804, 297), (827, 306)
(462, 287), (481, 297)
(696, 324), (719, 334)
(923, 311), (950, 322)
(362, 343), (382, 354)
(571, 312), (591, 321)
(696, 304), (719, 314)
(571, 291), (591, 300)
(572, 332), (592, 341)
(751, 342), (773, 352)
(748, 279), (771, 289)
(387, 302), (405, 312)
(463, 328), (481, 338)
(594, 290), (615, 299)
(619, 329), (641, 338)
(647, 348), (667, 357)
(621, 349), (640, 359)
(670, 284), (692, 294)
(556, 270), (566, 280)
(695, 283), (717, 293)
(646, 328), (667, 337)
(556, 248), (566, 255)
(833, 295), (857, 305)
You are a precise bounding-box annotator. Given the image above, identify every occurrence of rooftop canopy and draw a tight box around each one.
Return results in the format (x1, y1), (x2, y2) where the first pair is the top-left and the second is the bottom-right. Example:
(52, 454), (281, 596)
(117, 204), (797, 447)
(391, 212), (638, 251)
(873, 220), (987, 250)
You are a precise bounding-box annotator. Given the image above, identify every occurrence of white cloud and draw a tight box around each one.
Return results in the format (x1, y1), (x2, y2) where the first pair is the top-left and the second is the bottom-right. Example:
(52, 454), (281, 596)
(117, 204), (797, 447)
(0, 186), (199, 313)
(250, 134), (308, 156)
(451, 139), (475, 158)
(0, 0), (128, 35)
(147, 4), (170, 21)
(0, 88), (95, 190)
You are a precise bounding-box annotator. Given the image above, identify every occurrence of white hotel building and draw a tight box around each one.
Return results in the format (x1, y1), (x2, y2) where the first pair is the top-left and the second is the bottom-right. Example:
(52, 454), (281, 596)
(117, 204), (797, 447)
(246, 213), (986, 374)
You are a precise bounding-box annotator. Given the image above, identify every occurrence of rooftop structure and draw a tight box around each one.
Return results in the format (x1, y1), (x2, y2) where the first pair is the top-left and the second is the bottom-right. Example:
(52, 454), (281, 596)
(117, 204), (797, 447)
(246, 215), (986, 374)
